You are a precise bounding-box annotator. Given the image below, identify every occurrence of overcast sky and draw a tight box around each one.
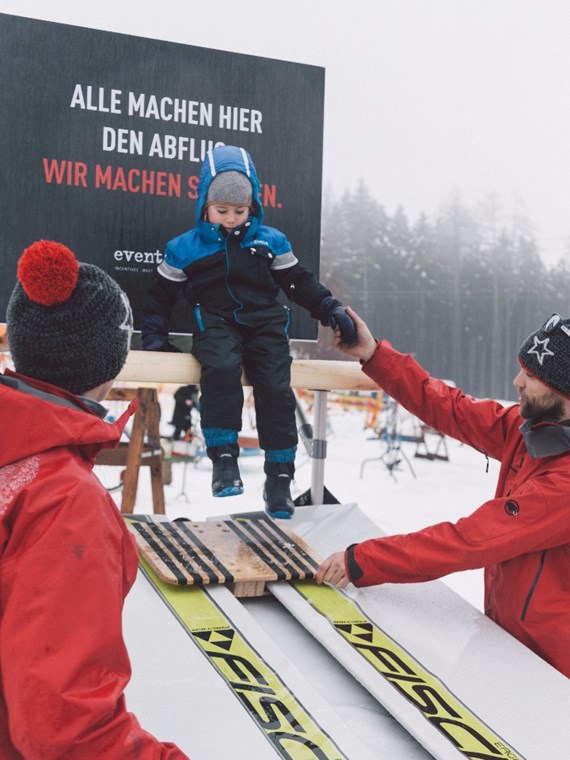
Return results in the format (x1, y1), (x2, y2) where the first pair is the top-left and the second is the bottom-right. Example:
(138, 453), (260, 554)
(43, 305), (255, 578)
(2, 0), (570, 265)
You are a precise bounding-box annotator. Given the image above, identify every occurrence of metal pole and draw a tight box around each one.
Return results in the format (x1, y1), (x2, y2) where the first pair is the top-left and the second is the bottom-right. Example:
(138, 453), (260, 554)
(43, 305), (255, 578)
(310, 390), (328, 505)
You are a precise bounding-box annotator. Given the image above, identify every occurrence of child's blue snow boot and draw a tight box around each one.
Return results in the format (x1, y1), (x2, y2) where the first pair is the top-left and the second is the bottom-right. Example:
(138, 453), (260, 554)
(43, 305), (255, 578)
(263, 461), (294, 519)
(209, 444), (243, 497)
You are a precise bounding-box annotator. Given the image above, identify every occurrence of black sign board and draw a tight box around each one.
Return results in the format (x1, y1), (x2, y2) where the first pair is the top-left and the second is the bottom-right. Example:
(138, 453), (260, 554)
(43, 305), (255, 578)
(0, 14), (325, 339)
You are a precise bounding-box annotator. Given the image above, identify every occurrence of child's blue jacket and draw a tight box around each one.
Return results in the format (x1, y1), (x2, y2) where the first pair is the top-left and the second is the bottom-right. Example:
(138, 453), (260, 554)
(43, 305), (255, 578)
(143, 145), (330, 330)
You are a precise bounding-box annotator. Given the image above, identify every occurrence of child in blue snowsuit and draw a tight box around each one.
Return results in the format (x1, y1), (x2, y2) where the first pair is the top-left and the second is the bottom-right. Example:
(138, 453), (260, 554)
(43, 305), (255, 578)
(142, 145), (355, 518)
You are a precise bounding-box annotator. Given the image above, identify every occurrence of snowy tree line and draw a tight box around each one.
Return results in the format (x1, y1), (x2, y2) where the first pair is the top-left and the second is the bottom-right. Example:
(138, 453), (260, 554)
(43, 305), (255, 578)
(300, 183), (570, 402)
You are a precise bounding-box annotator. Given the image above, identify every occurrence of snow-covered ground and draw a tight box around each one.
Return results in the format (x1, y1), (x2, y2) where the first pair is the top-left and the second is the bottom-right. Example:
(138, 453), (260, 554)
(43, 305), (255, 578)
(102, 388), (505, 612)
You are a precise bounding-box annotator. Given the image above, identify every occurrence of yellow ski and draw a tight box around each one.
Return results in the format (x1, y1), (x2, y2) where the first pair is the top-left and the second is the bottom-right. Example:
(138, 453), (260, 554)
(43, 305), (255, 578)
(139, 558), (348, 759)
(293, 581), (524, 760)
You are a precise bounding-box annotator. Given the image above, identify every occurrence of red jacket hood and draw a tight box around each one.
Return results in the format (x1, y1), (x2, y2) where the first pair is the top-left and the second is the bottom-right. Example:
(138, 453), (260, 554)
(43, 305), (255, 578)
(0, 370), (138, 467)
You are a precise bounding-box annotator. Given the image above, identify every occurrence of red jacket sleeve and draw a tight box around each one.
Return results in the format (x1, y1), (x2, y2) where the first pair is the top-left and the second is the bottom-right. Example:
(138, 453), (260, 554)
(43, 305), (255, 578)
(361, 340), (518, 462)
(0, 458), (189, 759)
(347, 470), (570, 587)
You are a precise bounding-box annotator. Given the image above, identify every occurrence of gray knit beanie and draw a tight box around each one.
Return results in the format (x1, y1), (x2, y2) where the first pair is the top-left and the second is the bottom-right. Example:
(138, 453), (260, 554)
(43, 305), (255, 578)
(206, 171), (252, 206)
(518, 313), (570, 398)
(7, 240), (133, 394)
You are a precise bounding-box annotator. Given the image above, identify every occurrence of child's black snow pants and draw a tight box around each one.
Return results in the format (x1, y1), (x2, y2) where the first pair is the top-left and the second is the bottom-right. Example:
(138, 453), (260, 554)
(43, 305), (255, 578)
(191, 305), (298, 451)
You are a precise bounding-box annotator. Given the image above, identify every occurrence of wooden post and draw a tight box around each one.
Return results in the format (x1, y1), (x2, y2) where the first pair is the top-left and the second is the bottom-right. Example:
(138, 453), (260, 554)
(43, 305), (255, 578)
(120, 388), (165, 515)
(95, 387), (165, 515)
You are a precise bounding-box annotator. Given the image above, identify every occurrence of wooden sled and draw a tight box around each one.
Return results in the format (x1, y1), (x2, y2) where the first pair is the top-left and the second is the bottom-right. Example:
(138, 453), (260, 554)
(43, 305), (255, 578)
(127, 515), (321, 598)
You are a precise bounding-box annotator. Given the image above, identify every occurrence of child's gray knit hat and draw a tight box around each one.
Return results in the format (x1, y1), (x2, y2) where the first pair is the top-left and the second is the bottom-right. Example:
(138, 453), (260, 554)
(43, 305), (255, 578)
(206, 170), (252, 206)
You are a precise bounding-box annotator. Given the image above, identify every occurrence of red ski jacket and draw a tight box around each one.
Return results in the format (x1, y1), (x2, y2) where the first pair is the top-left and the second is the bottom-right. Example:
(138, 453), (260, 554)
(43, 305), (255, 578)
(0, 370), (189, 759)
(347, 341), (570, 678)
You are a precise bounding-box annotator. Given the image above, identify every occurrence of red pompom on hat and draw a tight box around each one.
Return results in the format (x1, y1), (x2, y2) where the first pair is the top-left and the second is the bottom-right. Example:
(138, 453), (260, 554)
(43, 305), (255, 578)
(17, 240), (79, 306)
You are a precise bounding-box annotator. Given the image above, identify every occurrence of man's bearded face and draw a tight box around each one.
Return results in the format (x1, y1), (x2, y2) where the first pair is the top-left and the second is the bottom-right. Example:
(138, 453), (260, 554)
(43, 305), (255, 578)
(519, 385), (564, 422)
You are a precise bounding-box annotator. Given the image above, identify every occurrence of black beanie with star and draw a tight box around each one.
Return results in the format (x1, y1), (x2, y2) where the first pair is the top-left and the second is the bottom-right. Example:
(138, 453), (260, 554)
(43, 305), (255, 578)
(518, 313), (570, 399)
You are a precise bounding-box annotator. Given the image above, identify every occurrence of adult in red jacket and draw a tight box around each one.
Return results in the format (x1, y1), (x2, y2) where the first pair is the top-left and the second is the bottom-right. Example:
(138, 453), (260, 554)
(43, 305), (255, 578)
(0, 241), (188, 758)
(317, 308), (570, 679)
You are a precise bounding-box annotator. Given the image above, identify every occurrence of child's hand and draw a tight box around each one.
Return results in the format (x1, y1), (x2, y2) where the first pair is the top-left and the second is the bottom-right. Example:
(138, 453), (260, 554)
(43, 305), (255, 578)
(332, 307), (377, 362)
(329, 306), (356, 345)
(318, 297), (356, 345)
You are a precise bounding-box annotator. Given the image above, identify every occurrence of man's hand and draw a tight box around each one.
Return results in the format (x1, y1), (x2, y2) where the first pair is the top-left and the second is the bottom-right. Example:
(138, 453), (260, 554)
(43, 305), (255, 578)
(332, 307), (377, 362)
(316, 551), (350, 589)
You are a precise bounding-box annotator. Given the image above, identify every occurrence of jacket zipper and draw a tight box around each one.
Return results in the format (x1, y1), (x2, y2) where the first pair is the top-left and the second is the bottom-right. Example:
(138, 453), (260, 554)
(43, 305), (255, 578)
(521, 549), (547, 621)
(223, 233), (246, 319)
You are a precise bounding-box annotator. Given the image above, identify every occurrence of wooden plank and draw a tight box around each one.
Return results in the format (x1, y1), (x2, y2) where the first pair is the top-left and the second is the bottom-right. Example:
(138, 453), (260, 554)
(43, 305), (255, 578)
(1, 341), (379, 391)
(115, 350), (378, 391)
(126, 516), (322, 597)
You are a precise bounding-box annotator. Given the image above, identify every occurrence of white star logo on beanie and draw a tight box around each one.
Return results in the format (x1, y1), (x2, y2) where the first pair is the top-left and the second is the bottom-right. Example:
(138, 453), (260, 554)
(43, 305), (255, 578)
(527, 336), (555, 365)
